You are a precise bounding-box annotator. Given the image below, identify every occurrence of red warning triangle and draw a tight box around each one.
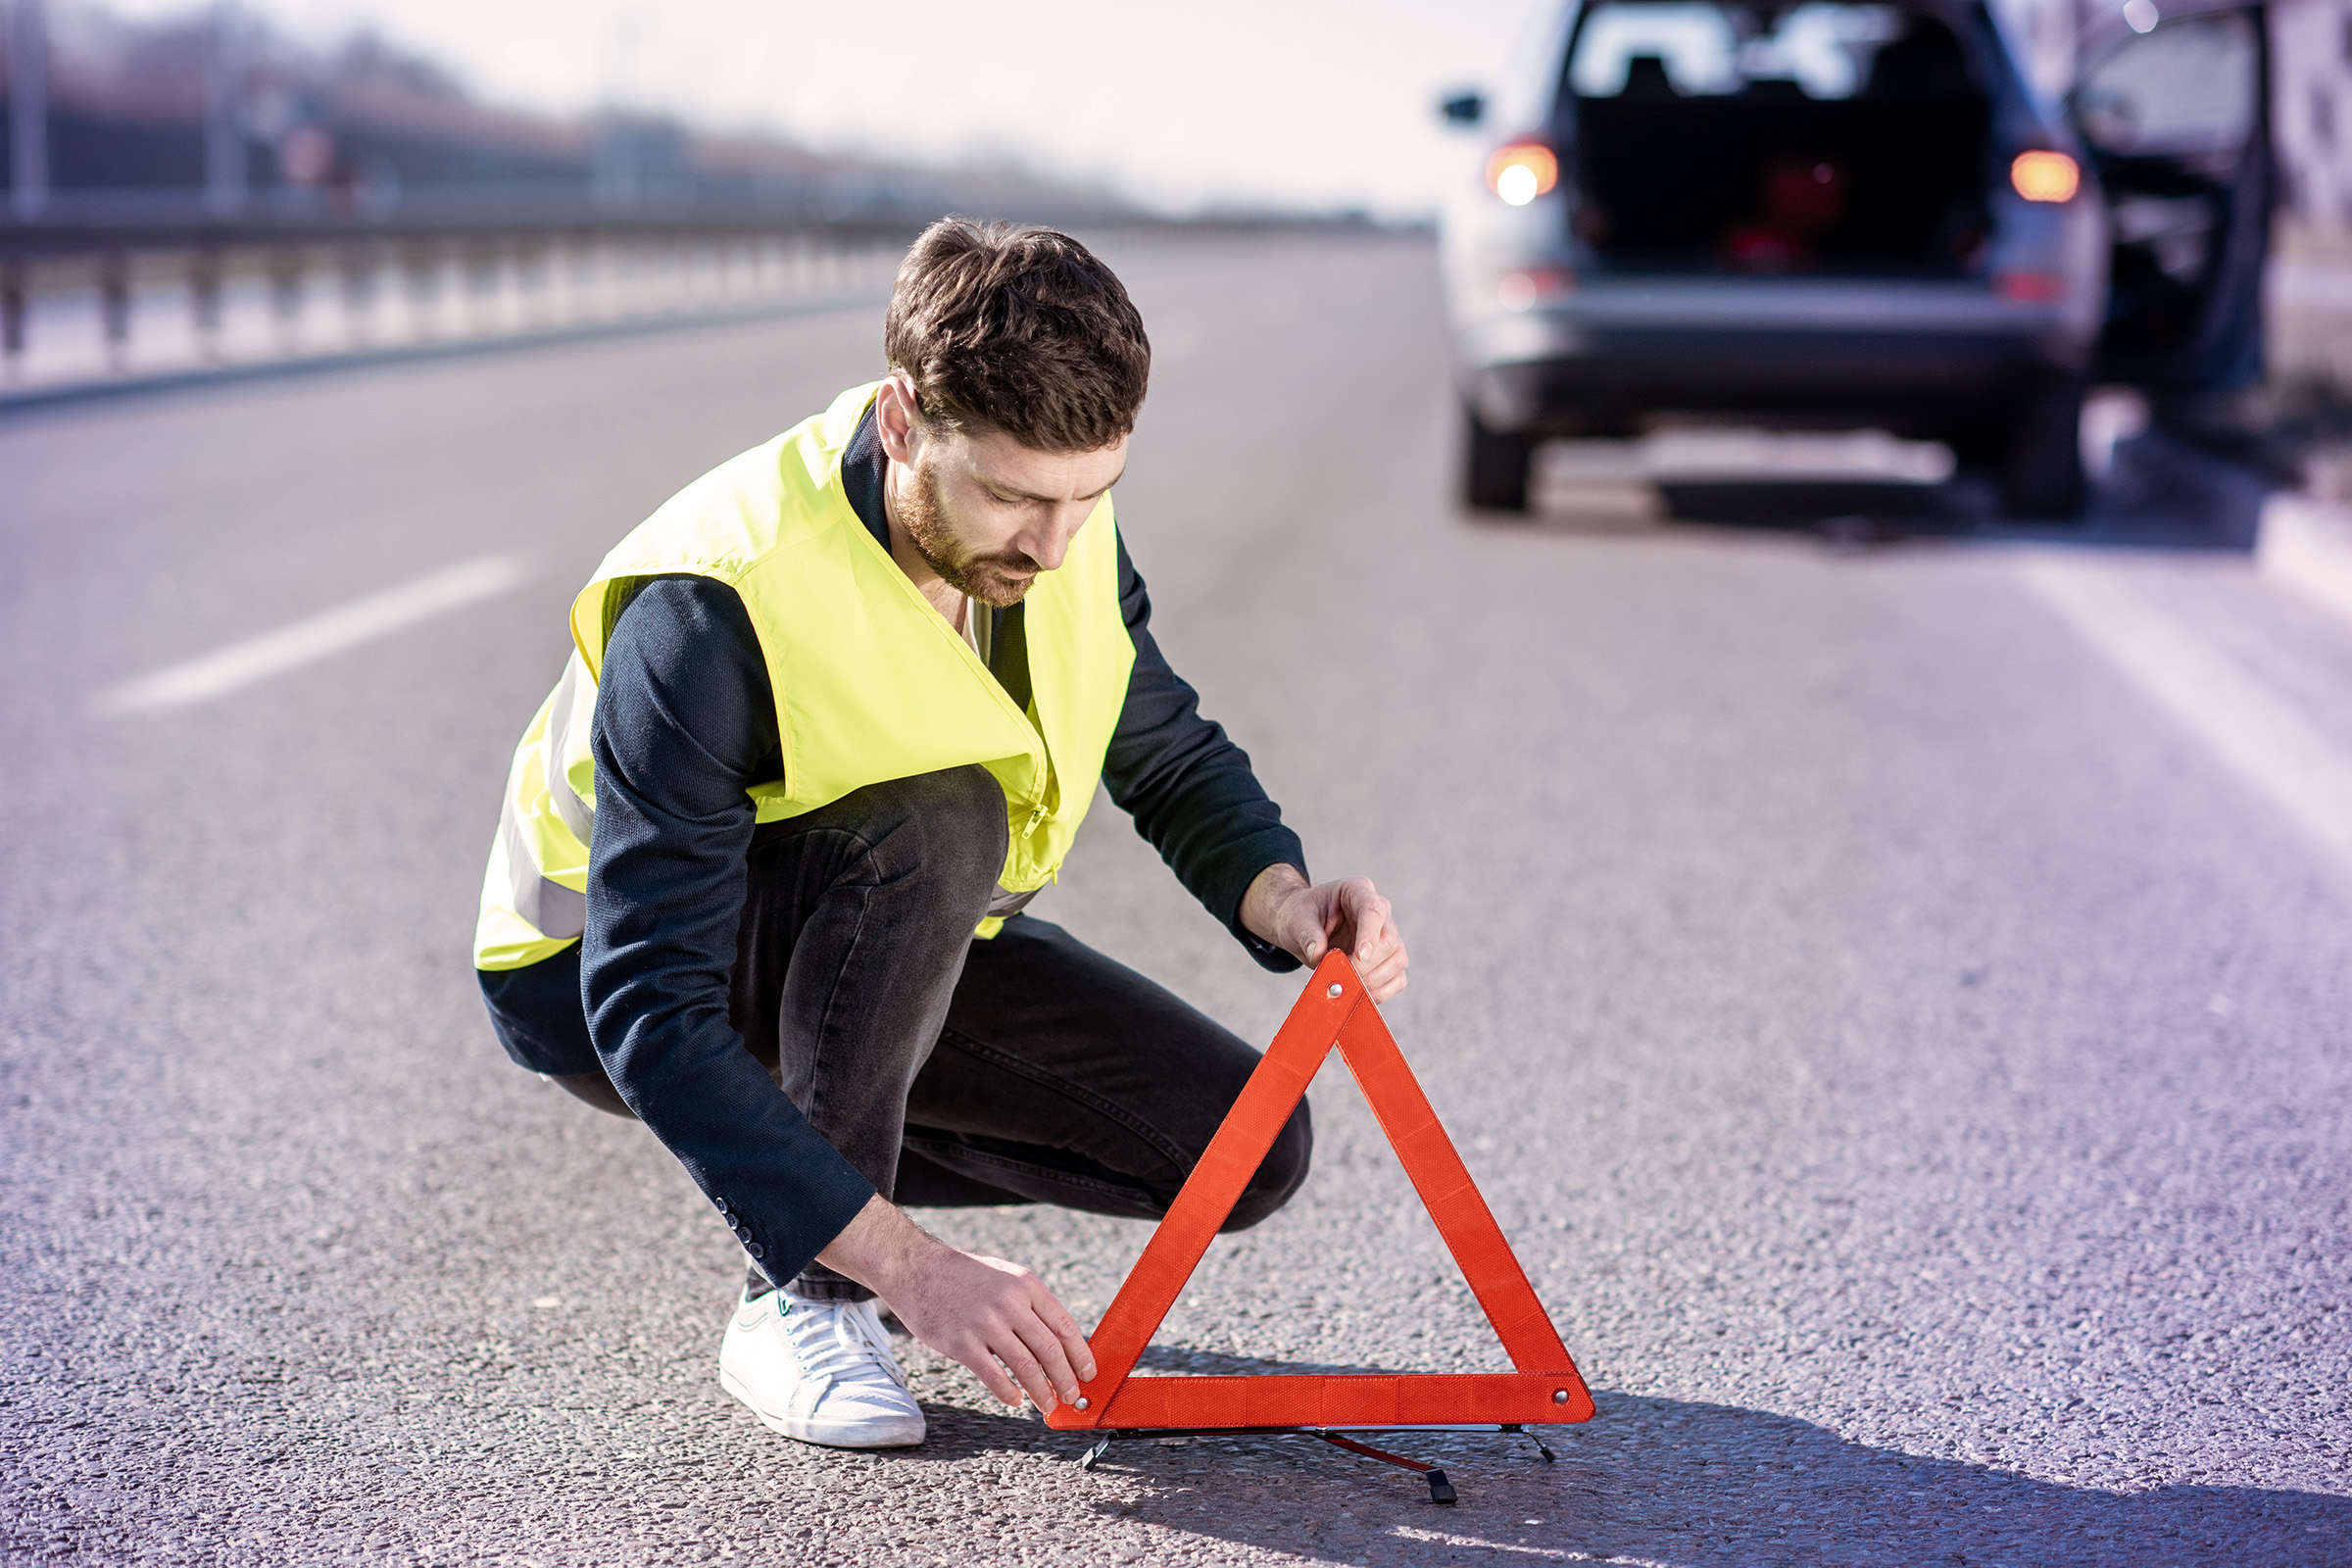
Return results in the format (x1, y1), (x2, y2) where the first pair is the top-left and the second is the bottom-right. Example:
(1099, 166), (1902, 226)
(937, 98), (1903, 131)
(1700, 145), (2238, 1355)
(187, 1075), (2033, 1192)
(1048, 952), (1595, 1432)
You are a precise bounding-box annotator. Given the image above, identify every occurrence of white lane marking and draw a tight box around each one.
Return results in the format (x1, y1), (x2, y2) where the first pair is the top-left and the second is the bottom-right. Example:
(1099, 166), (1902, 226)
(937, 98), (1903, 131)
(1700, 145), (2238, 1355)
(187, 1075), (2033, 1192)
(91, 553), (533, 716)
(2021, 557), (2352, 862)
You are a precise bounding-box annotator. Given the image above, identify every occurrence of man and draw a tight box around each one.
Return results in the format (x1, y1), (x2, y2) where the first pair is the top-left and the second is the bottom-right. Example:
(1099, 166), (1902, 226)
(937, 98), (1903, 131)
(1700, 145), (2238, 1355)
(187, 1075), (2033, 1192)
(473, 220), (1408, 1450)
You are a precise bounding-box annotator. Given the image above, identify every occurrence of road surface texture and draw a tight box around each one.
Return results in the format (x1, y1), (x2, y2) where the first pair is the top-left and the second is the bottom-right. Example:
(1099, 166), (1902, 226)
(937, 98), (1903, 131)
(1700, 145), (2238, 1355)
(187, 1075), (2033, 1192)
(4, 231), (2348, 1566)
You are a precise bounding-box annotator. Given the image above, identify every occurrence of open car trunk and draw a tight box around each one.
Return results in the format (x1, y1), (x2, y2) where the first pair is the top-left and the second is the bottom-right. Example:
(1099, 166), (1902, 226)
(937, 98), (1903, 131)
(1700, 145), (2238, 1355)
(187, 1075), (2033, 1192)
(1566, 3), (1991, 276)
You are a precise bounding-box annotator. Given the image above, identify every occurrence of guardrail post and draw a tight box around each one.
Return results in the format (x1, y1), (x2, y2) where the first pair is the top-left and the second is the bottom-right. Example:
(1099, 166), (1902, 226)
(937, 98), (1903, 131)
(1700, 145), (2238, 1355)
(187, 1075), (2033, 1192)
(270, 247), (303, 352)
(1, 259), (25, 378)
(559, 236), (583, 323)
(461, 241), (489, 333)
(100, 252), (131, 371)
(462, 242), (479, 332)
(340, 244), (372, 347)
(516, 239), (546, 328)
(191, 248), (222, 361)
(404, 241), (438, 340)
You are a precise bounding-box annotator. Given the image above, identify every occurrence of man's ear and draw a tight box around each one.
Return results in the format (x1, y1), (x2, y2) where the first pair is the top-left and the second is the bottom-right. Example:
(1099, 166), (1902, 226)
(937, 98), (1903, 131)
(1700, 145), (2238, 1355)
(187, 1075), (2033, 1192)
(875, 373), (923, 466)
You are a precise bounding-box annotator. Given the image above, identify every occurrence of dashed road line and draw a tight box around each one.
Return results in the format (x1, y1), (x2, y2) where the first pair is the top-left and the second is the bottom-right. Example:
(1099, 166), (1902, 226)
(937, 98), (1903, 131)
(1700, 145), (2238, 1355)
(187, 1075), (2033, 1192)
(91, 553), (533, 716)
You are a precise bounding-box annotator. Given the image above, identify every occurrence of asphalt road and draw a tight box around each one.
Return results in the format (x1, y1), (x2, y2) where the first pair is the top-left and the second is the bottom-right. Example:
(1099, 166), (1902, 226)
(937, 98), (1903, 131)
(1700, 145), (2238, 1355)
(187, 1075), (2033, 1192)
(3, 230), (2348, 1567)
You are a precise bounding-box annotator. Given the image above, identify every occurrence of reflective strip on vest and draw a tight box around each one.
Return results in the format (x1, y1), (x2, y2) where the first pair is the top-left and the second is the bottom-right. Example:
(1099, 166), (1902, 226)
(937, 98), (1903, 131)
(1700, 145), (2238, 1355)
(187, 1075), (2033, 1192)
(496, 697), (588, 942)
(475, 676), (593, 969)
(542, 653), (597, 845)
(500, 783), (586, 942)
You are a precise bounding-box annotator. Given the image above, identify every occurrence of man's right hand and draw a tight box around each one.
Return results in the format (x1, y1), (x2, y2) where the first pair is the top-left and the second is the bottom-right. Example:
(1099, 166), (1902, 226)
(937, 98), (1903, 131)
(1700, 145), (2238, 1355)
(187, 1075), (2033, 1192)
(815, 1194), (1097, 1412)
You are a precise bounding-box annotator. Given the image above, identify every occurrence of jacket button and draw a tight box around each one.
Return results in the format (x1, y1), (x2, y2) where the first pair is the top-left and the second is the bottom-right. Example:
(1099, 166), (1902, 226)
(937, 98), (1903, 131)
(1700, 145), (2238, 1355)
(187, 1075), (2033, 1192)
(746, 1244), (764, 1260)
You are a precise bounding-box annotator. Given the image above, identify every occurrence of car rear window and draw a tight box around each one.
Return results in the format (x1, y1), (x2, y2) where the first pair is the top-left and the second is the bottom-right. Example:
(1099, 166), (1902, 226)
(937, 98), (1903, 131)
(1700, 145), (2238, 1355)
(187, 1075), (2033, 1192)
(1568, 0), (1912, 100)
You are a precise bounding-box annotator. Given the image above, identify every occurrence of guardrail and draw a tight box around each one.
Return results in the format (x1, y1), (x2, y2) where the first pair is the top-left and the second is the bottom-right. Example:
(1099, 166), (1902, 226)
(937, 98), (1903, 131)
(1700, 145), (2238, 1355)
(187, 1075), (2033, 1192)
(0, 201), (947, 397)
(0, 201), (1370, 401)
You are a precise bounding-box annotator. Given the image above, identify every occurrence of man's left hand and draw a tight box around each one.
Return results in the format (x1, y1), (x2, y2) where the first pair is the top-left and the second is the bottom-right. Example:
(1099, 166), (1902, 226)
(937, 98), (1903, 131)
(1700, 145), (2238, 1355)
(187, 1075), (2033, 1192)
(1241, 866), (1409, 1004)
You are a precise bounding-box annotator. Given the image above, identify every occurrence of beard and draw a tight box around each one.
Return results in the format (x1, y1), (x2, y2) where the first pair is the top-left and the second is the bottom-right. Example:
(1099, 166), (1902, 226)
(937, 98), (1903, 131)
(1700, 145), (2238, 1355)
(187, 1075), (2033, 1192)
(896, 461), (1041, 609)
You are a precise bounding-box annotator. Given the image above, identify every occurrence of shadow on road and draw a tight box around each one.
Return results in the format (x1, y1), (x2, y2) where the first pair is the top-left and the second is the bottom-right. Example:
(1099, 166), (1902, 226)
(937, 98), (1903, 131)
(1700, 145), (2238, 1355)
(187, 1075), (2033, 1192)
(1054, 1391), (2337, 1565)
(880, 1364), (2349, 1564)
(1534, 431), (2278, 553)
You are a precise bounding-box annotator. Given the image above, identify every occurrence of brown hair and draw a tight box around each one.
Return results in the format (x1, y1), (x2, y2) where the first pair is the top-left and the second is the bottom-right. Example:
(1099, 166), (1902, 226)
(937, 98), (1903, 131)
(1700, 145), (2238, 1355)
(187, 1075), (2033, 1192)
(883, 219), (1151, 454)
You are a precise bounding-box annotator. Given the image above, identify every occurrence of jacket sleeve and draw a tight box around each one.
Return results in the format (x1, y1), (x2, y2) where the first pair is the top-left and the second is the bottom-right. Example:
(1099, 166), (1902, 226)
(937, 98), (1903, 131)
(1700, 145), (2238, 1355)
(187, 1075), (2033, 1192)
(1102, 535), (1309, 972)
(580, 576), (875, 1287)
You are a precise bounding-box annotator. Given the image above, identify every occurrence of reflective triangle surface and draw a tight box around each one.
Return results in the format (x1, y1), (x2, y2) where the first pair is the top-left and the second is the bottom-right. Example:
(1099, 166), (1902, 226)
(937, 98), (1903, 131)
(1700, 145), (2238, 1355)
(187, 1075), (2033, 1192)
(1047, 952), (1595, 1432)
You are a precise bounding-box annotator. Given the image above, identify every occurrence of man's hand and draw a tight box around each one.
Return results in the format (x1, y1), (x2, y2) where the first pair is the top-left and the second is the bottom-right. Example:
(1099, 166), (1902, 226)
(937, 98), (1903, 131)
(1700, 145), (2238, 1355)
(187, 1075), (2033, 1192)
(815, 1196), (1096, 1411)
(1240, 864), (1410, 1004)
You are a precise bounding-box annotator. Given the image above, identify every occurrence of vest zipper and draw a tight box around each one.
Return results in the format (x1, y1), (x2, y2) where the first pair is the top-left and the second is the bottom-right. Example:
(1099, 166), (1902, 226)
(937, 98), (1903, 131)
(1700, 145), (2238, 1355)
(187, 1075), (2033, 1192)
(957, 604), (1054, 845)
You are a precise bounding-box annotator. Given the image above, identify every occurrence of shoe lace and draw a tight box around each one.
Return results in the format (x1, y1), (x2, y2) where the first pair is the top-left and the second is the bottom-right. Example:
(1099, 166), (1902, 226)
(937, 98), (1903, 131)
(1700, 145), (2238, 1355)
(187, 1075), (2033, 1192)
(784, 1298), (908, 1392)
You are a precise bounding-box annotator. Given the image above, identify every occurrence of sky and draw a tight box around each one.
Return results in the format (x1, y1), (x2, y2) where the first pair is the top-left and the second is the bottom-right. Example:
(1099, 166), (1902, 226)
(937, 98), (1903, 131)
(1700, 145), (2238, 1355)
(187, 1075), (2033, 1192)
(104, 0), (1555, 217)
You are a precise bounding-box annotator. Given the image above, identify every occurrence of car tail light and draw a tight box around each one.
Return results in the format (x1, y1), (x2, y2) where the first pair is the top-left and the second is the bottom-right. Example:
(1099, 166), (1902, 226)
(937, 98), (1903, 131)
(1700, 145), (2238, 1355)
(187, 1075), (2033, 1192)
(1487, 142), (1559, 207)
(2010, 151), (2080, 203)
(1496, 267), (1574, 309)
(1996, 270), (2066, 302)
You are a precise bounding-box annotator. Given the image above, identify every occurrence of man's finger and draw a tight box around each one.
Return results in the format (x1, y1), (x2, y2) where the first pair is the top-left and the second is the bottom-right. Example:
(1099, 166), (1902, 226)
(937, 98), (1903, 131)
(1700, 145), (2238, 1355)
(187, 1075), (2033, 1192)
(1010, 1309), (1084, 1405)
(1361, 932), (1408, 1000)
(1293, 907), (1330, 963)
(1361, 945), (1406, 992)
(1030, 1282), (1099, 1382)
(957, 1343), (1024, 1406)
(1348, 894), (1391, 966)
(993, 1332), (1058, 1412)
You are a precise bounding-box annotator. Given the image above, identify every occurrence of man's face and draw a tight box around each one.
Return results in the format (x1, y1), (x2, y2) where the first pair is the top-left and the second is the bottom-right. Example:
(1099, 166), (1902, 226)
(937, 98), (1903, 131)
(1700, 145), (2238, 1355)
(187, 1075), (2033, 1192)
(882, 380), (1127, 610)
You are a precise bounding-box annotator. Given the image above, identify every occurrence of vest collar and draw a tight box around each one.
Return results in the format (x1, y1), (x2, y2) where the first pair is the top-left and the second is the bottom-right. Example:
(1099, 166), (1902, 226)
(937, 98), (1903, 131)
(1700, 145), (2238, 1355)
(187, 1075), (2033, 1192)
(839, 397), (1019, 694)
(841, 403), (891, 554)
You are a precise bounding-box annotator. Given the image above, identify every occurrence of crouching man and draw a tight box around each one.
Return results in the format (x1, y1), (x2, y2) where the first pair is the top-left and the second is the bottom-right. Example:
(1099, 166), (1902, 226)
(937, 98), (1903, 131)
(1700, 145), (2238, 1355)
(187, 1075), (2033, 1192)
(471, 220), (1408, 1448)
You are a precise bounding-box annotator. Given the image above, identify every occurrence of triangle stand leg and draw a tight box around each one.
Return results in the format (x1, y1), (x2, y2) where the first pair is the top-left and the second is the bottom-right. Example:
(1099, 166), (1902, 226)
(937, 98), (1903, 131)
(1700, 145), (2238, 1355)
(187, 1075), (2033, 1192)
(1503, 1423), (1558, 1463)
(1065, 1425), (1509, 1503)
(1314, 1433), (1457, 1505)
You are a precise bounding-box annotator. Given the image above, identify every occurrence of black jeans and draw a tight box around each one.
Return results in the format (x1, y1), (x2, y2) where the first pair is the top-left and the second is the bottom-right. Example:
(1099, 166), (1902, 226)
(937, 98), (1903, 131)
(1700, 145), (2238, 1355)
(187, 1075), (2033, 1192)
(555, 765), (1312, 1301)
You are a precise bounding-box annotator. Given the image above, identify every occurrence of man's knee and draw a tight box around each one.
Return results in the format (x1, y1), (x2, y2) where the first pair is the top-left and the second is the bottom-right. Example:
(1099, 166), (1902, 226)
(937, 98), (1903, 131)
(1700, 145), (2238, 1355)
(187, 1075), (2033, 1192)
(874, 765), (1006, 894)
(1218, 1102), (1313, 1233)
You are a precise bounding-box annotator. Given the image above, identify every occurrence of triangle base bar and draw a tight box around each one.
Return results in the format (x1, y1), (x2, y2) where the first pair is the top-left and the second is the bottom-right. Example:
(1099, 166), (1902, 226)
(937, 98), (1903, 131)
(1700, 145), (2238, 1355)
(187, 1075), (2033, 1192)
(1078, 1370), (1589, 1429)
(1045, 952), (1595, 1436)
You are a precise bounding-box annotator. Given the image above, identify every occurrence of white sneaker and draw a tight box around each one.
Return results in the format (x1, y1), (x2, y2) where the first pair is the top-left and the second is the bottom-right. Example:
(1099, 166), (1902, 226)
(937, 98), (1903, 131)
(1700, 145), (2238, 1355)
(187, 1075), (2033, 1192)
(718, 1290), (926, 1448)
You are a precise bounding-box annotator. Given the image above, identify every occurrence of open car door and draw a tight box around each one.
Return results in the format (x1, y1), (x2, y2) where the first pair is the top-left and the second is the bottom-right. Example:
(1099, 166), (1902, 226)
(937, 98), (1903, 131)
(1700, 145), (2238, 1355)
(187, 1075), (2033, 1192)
(2070, 2), (2272, 395)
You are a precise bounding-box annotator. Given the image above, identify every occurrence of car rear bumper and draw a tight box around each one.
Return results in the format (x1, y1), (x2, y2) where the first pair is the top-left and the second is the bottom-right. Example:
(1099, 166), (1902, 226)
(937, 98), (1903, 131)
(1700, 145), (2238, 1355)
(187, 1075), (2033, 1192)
(1456, 284), (2093, 432)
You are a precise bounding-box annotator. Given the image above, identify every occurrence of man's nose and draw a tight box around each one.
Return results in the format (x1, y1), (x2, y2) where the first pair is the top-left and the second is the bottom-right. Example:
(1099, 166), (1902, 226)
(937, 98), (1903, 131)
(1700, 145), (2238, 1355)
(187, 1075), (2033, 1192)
(1020, 504), (1090, 572)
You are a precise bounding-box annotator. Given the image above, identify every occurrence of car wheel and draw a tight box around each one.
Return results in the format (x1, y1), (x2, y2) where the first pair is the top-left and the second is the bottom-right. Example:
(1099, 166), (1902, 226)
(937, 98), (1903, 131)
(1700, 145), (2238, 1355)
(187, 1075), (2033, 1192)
(1997, 380), (2085, 520)
(1463, 406), (1534, 513)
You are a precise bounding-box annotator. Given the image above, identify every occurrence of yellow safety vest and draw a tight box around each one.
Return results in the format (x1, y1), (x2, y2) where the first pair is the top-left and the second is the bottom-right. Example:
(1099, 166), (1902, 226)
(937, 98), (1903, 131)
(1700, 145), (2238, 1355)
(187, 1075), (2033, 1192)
(473, 381), (1138, 972)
